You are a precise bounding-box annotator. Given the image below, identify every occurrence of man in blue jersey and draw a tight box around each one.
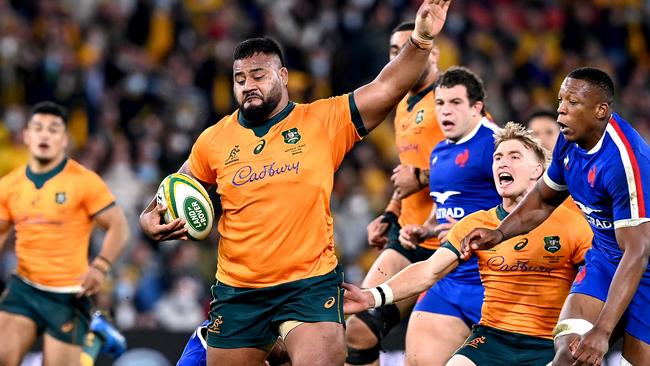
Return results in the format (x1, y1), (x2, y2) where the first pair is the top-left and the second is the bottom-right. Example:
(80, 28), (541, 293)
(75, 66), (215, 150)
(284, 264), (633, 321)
(461, 67), (650, 366)
(396, 66), (501, 365)
(177, 321), (290, 366)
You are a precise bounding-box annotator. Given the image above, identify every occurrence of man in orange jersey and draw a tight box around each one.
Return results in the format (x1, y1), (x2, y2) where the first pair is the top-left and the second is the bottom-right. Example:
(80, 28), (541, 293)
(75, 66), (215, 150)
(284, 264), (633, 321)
(0, 102), (129, 366)
(343, 122), (593, 366)
(344, 21), (445, 366)
(139, 1), (453, 366)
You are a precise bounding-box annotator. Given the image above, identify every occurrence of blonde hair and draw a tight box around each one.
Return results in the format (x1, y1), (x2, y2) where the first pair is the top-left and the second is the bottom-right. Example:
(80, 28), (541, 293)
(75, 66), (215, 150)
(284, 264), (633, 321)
(494, 122), (550, 168)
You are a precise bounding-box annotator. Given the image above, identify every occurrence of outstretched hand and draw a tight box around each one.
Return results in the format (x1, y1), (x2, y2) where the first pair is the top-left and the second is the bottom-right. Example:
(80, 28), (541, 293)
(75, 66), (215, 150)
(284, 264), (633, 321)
(459, 228), (503, 260)
(342, 283), (374, 315)
(413, 0), (452, 48)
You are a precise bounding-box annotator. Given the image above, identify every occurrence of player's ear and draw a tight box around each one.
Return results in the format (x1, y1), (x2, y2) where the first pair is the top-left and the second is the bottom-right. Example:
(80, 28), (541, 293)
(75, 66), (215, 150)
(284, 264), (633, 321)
(595, 101), (609, 120)
(471, 101), (484, 118)
(279, 67), (288, 86)
(532, 164), (544, 181)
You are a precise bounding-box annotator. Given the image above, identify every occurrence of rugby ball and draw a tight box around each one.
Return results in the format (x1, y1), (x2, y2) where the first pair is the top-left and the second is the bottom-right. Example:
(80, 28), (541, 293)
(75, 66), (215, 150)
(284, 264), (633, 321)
(156, 173), (215, 241)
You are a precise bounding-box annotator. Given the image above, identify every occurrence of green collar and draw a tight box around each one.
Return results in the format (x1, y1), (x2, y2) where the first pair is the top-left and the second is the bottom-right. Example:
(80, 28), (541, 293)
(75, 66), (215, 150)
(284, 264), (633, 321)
(495, 204), (509, 221)
(238, 102), (296, 138)
(406, 82), (436, 112)
(26, 158), (68, 189)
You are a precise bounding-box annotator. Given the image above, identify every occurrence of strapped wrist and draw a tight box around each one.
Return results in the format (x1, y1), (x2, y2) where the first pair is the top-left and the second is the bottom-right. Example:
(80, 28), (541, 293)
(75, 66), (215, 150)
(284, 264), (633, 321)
(410, 35), (433, 50)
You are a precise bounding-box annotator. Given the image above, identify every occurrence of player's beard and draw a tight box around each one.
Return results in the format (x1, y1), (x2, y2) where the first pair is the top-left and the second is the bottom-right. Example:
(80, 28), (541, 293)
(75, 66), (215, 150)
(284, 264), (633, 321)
(240, 84), (283, 125)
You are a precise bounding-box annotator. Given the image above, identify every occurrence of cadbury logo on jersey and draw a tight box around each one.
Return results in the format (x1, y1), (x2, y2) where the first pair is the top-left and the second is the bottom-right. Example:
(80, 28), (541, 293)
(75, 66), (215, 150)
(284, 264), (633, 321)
(232, 161), (300, 187)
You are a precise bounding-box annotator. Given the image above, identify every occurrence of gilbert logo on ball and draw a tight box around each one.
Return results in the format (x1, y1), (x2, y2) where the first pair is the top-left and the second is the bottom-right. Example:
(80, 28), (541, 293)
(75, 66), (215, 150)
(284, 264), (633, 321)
(157, 173), (215, 240)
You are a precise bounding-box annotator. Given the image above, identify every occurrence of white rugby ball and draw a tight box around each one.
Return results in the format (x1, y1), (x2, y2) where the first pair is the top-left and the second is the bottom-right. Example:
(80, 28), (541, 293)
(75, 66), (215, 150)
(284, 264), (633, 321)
(156, 173), (215, 241)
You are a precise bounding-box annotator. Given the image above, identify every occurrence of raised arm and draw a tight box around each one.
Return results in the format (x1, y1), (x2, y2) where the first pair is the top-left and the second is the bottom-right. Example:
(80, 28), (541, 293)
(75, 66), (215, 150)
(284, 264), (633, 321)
(343, 246), (458, 314)
(354, 0), (451, 132)
(460, 178), (567, 258)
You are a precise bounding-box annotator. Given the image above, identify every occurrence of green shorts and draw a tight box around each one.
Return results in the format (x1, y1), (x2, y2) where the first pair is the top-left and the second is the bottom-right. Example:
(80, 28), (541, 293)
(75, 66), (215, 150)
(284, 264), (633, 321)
(455, 325), (554, 366)
(0, 275), (91, 346)
(207, 265), (345, 349)
(385, 217), (436, 263)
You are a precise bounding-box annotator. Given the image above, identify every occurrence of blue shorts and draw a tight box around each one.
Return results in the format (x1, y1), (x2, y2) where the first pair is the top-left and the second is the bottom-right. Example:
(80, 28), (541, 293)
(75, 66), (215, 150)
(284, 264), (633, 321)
(571, 249), (650, 344)
(177, 321), (209, 366)
(413, 275), (483, 328)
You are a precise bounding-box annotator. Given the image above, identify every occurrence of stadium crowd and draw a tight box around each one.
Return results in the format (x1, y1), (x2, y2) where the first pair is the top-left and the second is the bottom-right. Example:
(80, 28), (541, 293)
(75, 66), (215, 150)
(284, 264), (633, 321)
(0, 0), (649, 335)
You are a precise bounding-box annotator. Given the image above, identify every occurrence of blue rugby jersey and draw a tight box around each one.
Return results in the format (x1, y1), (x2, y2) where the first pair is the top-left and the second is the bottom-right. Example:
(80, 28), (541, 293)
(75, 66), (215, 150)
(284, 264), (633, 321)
(429, 117), (501, 282)
(544, 113), (650, 267)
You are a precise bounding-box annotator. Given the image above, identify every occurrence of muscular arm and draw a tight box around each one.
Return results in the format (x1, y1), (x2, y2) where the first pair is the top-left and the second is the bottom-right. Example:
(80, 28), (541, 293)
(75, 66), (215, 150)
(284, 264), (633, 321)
(498, 178), (568, 239)
(385, 247), (458, 302)
(354, 0), (450, 132)
(593, 222), (650, 335)
(93, 205), (129, 264)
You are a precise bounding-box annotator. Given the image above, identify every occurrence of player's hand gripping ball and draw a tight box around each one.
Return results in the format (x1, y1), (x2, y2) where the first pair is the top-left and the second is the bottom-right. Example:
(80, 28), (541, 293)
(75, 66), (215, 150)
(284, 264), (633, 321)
(157, 173), (215, 240)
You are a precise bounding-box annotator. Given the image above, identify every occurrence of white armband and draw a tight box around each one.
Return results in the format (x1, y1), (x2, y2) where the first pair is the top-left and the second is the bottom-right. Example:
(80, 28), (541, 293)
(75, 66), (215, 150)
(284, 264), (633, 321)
(552, 318), (593, 340)
(368, 284), (394, 308)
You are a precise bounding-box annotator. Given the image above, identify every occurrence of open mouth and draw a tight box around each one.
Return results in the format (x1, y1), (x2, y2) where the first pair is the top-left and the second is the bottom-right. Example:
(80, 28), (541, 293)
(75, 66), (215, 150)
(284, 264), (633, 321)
(498, 172), (514, 185)
(557, 121), (569, 133)
(38, 143), (49, 149)
(441, 120), (454, 128)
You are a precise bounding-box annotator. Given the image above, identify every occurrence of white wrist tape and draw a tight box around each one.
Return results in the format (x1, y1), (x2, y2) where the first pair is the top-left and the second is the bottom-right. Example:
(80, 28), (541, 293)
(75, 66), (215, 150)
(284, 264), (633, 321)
(552, 318), (594, 340)
(369, 284), (395, 308)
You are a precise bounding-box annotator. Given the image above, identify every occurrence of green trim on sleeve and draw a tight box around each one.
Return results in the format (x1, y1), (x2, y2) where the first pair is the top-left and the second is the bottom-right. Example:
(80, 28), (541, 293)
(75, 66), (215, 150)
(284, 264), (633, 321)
(91, 201), (116, 218)
(441, 241), (461, 259)
(348, 92), (368, 137)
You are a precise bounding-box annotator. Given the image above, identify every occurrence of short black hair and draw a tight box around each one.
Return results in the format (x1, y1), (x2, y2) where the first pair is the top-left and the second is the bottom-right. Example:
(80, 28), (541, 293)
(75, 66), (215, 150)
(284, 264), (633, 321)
(392, 21), (415, 34)
(234, 37), (285, 66)
(526, 109), (557, 125)
(566, 67), (615, 104)
(29, 101), (68, 125)
(437, 66), (487, 115)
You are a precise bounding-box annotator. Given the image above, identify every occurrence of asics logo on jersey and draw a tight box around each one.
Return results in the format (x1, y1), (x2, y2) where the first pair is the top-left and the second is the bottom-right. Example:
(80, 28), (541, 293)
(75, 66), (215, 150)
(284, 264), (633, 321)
(232, 161), (301, 187)
(588, 165), (597, 187)
(254, 139), (266, 154)
(455, 149), (469, 167)
(431, 191), (460, 204)
(574, 200), (602, 215)
(324, 297), (336, 309)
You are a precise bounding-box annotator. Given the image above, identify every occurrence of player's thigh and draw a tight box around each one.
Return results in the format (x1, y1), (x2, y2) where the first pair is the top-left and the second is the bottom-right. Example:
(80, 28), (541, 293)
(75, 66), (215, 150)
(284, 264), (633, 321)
(284, 321), (346, 366)
(405, 311), (470, 366)
(557, 293), (604, 322)
(42, 333), (83, 366)
(0, 311), (37, 365)
(445, 355), (477, 366)
(207, 346), (267, 366)
(361, 248), (412, 288)
(622, 332), (650, 365)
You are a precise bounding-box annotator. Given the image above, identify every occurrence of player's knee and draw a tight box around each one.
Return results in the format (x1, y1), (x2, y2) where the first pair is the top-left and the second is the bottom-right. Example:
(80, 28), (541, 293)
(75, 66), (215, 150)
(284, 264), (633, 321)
(345, 315), (378, 349)
(346, 306), (401, 349)
(346, 344), (380, 365)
